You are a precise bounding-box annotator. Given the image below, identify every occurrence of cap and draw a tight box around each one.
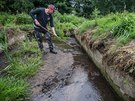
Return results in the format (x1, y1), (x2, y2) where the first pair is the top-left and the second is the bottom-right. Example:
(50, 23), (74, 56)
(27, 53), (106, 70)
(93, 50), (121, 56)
(48, 4), (55, 11)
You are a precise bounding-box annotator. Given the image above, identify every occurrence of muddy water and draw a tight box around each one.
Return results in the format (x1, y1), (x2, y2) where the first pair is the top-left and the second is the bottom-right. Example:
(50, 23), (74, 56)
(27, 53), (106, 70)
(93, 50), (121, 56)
(32, 37), (121, 101)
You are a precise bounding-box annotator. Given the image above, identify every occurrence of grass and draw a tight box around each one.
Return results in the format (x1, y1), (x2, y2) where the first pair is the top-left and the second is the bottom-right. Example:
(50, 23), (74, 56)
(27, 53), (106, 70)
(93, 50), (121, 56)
(79, 20), (95, 33)
(0, 38), (42, 101)
(78, 12), (135, 48)
(9, 39), (42, 78)
(0, 77), (28, 101)
(54, 11), (87, 38)
(8, 56), (41, 79)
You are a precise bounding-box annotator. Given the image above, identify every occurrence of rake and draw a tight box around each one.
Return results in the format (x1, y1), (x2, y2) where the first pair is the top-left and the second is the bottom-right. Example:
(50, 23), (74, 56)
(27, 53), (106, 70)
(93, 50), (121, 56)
(39, 25), (73, 48)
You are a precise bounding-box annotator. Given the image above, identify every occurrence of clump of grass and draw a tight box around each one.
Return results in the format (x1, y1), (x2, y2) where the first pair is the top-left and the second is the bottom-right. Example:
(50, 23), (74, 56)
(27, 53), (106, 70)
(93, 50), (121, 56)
(0, 76), (28, 101)
(92, 13), (122, 40)
(79, 20), (95, 33)
(9, 39), (41, 78)
(112, 14), (135, 44)
(12, 39), (40, 57)
(0, 13), (15, 25)
(8, 56), (41, 79)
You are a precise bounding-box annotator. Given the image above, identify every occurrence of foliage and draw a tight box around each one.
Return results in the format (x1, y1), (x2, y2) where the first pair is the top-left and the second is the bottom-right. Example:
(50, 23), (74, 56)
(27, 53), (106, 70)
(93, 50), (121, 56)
(74, 0), (94, 18)
(79, 20), (95, 33)
(54, 11), (87, 37)
(74, 0), (135, 18)
(0, 28), (12, 61)
(111, 14), (135, 45)
(78, 12), (135, 48)
(91, 13), (122, 40)
(11, 0), (34, 13)
(0, 0), (73, 14)
(0, 30), (5, 50)
(91, 8), (100, 25)
(14, 13), (32, 25)
(0, 39), (42, 100)
(0, 13), (41, 100)
(8, 56), (41, 79)
(0, 13), (15, 25)
(0, 77), (28, 101)
(56, 2), (72, 14)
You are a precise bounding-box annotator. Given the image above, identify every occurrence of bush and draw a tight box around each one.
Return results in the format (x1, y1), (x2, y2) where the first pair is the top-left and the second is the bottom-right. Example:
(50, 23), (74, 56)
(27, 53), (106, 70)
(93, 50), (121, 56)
(0, 13), (15, 25)
(112, 13), (135, 43)
(14, 13), (32, 25)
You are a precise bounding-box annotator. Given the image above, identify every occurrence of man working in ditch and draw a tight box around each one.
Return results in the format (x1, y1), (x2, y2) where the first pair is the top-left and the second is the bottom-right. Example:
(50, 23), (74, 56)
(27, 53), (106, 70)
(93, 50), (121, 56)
(29, 4), (57, 54)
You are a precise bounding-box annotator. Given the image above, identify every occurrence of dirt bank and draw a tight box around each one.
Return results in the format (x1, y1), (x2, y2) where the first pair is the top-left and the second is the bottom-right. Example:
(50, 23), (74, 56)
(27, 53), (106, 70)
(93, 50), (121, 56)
(75, 28), (135, 101)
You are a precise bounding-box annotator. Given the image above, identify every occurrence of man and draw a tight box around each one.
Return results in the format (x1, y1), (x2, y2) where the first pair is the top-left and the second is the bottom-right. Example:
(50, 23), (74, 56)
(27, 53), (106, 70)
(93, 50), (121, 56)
(29, 4), (57, 54)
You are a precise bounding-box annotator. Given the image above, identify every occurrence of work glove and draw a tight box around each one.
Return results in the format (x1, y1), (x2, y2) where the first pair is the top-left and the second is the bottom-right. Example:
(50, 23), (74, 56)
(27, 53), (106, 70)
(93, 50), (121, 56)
(51, 27), (58, 37)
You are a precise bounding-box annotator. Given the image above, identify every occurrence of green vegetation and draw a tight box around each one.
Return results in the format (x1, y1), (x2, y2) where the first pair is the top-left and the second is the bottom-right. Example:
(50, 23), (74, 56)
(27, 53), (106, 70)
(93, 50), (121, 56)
(0, 13), (42, 101)
(54, 11), (87, 38)
(112, 13), (135, 44)
(1, 4), (135, 100)
(0, 0), (72, 14)
(0, 77), (28, 101)
(75, 0), (135, 18)
(78, 12), (135, 47)
(0, 39), (41, 101)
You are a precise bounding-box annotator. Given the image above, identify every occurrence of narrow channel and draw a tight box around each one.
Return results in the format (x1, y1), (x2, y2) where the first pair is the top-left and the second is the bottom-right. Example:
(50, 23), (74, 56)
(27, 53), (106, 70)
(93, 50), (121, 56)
(32, 37), (122, 101)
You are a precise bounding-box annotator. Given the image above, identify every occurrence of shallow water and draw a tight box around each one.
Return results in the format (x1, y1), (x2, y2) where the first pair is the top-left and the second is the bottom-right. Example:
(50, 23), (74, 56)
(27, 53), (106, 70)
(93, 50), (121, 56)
(32, 37), (122, 101)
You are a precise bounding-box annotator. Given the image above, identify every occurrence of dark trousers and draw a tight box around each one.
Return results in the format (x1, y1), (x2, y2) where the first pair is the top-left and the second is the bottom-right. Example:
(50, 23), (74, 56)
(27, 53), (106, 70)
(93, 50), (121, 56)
(34, 27), (53, 51)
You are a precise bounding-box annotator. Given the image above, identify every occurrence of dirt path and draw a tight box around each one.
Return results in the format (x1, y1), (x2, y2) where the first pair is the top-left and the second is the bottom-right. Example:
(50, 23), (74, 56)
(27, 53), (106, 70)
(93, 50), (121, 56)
(28, 41), (74, 99)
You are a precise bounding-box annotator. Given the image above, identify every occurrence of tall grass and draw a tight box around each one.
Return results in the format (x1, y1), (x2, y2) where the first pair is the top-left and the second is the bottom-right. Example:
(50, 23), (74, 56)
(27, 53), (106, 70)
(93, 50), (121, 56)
(54, 11), (87, 38)
(78, 12), (135, 47)
(0, 77), (28, 101)
(112, 13), (135, 44)
(0, 38), (42, 101)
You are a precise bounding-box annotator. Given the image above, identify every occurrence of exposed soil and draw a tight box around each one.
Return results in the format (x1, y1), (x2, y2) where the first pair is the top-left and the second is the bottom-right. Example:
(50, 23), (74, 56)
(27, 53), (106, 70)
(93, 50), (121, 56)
(80, 28), (135, 78)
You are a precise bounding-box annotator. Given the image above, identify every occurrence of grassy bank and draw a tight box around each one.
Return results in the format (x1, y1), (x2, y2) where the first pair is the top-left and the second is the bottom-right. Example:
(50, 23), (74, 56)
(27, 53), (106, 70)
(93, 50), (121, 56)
(78, 12), (135, 48)
(0, 13), (42, 100)
(0, 39), (42, 101)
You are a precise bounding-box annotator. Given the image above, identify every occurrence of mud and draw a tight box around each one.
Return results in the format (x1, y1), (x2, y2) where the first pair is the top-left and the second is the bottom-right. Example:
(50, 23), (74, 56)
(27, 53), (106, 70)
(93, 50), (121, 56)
(29, 37), (121, 101)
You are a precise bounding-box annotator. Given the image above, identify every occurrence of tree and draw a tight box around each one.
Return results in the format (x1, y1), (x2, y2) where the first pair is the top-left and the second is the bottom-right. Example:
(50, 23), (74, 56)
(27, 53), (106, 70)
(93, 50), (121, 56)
(74, 0), (93, 18)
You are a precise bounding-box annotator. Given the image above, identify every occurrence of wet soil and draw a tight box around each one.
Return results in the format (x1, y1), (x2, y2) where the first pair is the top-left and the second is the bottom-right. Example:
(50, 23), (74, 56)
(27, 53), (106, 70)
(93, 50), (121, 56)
(29, 37), (122, 101)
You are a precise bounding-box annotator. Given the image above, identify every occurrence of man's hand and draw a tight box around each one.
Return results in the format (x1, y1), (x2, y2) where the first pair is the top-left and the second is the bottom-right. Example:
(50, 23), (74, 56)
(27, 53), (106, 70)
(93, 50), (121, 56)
(51, 27), (58, 37)
(34, 19), (40, 26)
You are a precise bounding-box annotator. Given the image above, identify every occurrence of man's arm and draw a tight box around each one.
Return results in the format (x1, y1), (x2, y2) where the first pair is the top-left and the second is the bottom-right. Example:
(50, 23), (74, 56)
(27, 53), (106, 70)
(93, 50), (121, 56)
(29, 8), (41, 26)
(50, 15), (57, 36)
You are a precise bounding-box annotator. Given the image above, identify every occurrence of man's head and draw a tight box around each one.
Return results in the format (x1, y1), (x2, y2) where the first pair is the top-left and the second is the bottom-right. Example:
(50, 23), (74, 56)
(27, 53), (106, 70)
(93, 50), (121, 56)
(47, 4), (55, 14)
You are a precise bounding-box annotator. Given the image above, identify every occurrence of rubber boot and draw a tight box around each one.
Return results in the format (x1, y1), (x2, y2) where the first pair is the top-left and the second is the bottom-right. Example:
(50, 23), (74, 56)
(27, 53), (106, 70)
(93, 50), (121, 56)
(50, 49), (57, 54)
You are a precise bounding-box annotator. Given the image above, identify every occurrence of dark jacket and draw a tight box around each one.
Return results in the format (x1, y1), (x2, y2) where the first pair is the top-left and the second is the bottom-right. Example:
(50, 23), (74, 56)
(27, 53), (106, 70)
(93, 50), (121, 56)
(29, 8), (54, 28)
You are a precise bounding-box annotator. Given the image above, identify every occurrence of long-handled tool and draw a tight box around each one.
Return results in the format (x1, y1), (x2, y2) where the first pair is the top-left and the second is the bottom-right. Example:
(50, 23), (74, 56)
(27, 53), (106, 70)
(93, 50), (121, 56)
(39, 25), (73, 48)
